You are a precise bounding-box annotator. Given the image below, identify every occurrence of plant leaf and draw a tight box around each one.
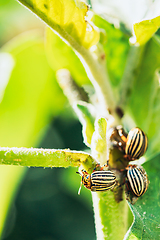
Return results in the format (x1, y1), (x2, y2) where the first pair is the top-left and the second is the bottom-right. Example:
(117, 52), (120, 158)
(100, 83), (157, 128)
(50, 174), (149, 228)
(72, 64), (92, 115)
(128, 38), (160, 135)
(93, 15), (130, 87)
(91, 117), (107, 165)
(128, 36), (160, 158)
(132, 16), (160, 45)
(1, 32), (65, 147)
(45, 27), (90, 86)
(125, 154), (160, 239)
(17, 0), (99, 49)
(0, 147), (95, 168)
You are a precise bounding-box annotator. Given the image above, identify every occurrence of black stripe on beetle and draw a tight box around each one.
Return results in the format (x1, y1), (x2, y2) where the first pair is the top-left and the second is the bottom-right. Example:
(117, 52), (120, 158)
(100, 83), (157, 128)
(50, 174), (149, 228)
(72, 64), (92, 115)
(126, 165), (149, 197)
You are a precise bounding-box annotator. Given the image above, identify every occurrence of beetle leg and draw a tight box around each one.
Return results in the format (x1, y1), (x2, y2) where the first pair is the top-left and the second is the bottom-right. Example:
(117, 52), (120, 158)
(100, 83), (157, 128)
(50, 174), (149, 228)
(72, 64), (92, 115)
(93, 163), (101, 171)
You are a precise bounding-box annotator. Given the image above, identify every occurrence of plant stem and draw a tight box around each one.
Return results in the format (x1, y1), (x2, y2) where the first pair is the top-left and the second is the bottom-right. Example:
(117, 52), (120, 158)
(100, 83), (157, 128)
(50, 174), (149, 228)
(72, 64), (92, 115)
(92, 191), (129, 240)
(76, 48), (121, 123)
(56, 69), (89, 104)
(0, 147), (95, 168)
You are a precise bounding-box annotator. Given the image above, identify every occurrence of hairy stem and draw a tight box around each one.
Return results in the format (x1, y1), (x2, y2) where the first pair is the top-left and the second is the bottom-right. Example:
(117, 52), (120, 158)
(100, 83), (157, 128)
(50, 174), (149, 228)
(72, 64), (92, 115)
(0, 147), (95, 168)
(56, 69), (89, 104)
(76, 48), (120, 122)
(92, 191), (129, 240)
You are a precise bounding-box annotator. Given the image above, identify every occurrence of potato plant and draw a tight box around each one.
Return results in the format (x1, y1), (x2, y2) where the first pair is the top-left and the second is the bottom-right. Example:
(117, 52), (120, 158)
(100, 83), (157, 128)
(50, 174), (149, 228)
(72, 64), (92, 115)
(0, 0), (160, 239)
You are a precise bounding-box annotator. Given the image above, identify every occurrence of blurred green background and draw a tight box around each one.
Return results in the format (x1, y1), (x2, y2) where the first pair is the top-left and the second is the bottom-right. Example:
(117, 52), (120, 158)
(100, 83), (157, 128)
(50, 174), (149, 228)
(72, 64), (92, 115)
(0, 0), (95, 239)
(2, 120), (95, 240)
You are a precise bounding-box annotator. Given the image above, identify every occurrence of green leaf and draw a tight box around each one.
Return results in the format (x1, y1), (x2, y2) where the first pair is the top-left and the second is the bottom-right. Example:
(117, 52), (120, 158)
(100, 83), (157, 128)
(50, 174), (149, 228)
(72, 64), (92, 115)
(76, 101), (95, 147)
(126, 36), (160, 161)
(145, 36), (160, 156)
(17, 0), (99, 49)
(1, 32), (65, 147)
(132, 16), (160, 46)
(128, 37), (160, 139)
(91, 117), (107, 165)
(0, 147), (95, 168)
(93, 15), (130, 87)
(125, 154), (160, 239)
(46, 28), (90, 86)
(148, 80), (160, 155)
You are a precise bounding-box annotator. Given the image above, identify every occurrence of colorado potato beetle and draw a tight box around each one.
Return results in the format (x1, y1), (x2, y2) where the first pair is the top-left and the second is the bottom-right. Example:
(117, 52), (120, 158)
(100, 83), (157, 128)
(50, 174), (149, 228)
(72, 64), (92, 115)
(110, 126), (148, 161)
(126, 165), (149, 197)
(77, 169), (117, 193)
(125, 127), (148, 160)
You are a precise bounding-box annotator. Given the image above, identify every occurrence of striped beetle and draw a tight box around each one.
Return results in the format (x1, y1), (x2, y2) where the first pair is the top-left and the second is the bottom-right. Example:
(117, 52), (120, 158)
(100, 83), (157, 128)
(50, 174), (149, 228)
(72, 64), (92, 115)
(126, 165), (149, 197)
(110, 126), (148, 161)
(77, 168), (117, 193)
(125, 128), (148, 160)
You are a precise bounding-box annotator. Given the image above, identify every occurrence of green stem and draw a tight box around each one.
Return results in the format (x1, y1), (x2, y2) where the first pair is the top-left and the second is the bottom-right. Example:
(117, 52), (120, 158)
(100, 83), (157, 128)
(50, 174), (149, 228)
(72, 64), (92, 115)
(92, 191), (129, 240)
(56, 69), (89, 104)
(0, 147), (95, 168)
(76, 48), (120, 122)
